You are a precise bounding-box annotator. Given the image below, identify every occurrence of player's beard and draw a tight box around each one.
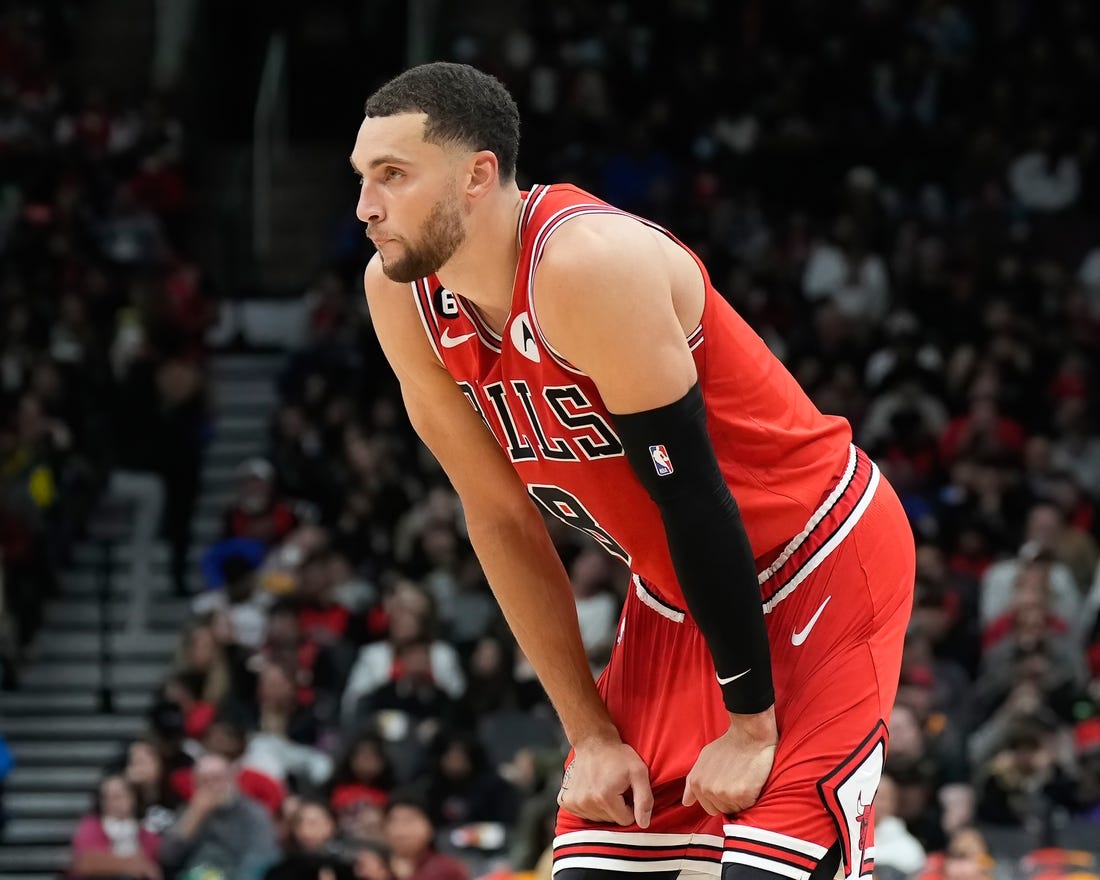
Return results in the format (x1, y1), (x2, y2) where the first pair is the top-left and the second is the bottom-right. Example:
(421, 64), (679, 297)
(377, 186), (467, 284)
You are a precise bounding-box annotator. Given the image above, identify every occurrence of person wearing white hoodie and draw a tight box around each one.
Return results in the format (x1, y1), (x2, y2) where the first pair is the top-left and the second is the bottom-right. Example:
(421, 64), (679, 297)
(874, 773), (927, 875)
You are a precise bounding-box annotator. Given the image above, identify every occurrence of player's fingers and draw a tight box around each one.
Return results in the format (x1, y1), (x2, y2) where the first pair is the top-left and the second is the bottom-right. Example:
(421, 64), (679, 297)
(629, 764), (654, 829)
(696, 788), (721, 817)
(682, 776), (697, 808)
(606, 793), (635, 827)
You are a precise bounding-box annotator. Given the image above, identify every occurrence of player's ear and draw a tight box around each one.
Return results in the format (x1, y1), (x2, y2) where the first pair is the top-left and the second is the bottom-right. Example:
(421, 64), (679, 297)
(466, 150), (499, 199)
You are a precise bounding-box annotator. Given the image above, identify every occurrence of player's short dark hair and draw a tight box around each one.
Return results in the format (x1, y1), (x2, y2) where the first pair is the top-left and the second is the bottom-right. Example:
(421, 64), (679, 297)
(364, 62), (520, 180)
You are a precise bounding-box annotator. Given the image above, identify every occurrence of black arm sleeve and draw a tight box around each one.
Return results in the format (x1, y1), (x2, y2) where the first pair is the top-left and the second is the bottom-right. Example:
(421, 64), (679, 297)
(611, 382), (775, 715)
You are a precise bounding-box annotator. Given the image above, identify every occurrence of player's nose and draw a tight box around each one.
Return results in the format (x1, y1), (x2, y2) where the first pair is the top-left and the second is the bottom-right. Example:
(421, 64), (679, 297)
(356, 183), (384, 224)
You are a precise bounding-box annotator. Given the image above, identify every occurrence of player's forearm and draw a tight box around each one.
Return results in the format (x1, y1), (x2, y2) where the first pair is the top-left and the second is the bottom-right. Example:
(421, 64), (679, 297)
(613, 384), (775, 716)
(466, 504), (619, 746)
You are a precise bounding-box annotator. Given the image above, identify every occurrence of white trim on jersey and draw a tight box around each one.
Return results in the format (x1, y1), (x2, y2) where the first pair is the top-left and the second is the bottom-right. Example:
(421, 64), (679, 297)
(553, 857), (720, 876)
(552, 830), (724, 877)
(762, 462), (880, 614)
(453, 293), (502, 351)
(633, 575), (685, 623)
(555, 830), (724, 848)
(722, 825), (829, 860)
(520, 184), (552, 235)
(410, 280), (444, 366)
(526, 206), (611, 375)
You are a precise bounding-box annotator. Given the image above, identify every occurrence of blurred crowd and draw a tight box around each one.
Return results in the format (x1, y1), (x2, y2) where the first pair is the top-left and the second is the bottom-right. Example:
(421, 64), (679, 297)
(22, 1), (1100, 880)
(0, 1), (215, 682)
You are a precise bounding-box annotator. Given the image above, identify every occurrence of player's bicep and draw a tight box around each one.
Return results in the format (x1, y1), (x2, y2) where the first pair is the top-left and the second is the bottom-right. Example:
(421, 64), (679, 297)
(533, 219), (697, 415)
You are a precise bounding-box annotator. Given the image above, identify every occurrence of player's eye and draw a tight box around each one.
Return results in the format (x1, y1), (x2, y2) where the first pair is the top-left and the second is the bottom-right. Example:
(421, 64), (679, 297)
(383, 167), (405, 181)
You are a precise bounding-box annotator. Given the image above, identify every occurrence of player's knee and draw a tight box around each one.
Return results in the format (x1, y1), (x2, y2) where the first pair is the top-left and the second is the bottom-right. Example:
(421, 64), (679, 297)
(721, 842), (841, 880)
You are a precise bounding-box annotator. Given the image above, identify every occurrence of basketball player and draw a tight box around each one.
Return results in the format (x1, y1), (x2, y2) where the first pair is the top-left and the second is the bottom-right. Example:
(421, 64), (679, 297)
(351, 63), (914, 880)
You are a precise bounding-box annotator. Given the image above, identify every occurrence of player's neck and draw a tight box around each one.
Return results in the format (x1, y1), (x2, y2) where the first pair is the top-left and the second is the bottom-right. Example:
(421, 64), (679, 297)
(436, 183), (523, 335)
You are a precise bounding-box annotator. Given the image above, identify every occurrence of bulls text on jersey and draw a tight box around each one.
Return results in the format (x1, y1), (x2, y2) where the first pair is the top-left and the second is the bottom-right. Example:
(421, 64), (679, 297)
(457, 381), (623, 464)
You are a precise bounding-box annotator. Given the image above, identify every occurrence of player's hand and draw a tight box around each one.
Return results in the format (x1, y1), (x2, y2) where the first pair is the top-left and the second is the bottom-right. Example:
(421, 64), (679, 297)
(683, 706), (778, 816)
(558, 737), (654, 828)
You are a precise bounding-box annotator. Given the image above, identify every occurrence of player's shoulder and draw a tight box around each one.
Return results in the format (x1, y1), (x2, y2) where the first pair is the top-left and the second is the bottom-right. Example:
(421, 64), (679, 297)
(536, 210), (658, 285)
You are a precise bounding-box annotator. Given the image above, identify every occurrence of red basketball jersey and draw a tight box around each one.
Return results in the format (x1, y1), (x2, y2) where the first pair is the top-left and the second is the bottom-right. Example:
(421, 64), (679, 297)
(410, 184), (853, 611)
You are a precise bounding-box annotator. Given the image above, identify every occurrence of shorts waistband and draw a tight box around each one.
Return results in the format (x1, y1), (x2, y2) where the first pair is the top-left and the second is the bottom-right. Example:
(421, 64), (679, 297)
(631, 445), (880, 620)
(757, 444), (880, 612)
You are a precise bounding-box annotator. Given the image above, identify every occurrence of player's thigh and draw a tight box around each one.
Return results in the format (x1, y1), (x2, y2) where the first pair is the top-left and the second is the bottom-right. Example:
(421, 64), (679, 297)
(725, 641), (890, 880)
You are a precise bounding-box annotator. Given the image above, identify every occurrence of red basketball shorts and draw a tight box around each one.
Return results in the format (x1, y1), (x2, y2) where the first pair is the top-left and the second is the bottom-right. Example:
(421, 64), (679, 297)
(553, 446), (915, 880)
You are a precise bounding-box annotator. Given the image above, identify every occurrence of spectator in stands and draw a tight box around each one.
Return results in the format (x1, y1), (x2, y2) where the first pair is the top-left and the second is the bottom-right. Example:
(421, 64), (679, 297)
(383, 795), (468, 880)
(160, 753), (279, 880)
(251, 660), (319, 745)
(568, 547), (620, 673)
(973, 600), (1085, 726)
(415, 730), (519, 831)
(296, 549), (359, 686)
(975, 718), (1078, 828)
(460, 633), (519, 719)
(342, 582), (465, 725)
(172, 717), (288, 817)
(911, 542), (981, 679)
(938, 784), (977, 843)
(69, 774), (161, 880)
(969, 678), (1060, 771)
(939, 393), (1026, 469)
(919, 826), (996, 880)
(354, 637), (458, 740)
(171, 618), (231, 709)
(334, 785), (389, 849)
(329, 732), (397, 805)
(981, 563), (1070, 653)
(163, 671), (217, 741)
(224, 458), (297, 545)
(192, 551), (270, 651)
(875, 771), (927, 874)
(886, 702), (945, 850)
(981, 516), (1083, 630)
(264, 799), (353, 880)
(245, 662), (334, 791)
(259, 598), (346, 728)
(121, 738), (180, 834)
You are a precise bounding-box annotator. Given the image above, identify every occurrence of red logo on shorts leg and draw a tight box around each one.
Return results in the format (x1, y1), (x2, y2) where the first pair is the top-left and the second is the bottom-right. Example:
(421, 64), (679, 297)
(855, 793), (873, 867)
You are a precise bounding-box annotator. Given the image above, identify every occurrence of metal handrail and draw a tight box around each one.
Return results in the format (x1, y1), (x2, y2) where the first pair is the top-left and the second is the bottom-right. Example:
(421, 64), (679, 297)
(253, 32), (288, 258)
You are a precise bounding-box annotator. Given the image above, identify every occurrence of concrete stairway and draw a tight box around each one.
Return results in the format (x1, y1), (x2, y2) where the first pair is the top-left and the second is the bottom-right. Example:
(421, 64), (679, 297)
(0, 550), (187, 878)
(0, 352), (285, 879)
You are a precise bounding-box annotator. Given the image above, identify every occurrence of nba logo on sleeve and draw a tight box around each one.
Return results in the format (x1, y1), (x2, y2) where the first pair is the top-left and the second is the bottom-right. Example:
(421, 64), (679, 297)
(649, 444), (674, 476)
